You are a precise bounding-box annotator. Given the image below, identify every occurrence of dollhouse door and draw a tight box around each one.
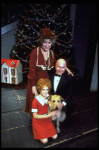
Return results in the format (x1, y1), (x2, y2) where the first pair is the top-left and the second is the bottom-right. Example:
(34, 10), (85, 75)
(11, 77), (16, 84)
(1, 63), (9, 83)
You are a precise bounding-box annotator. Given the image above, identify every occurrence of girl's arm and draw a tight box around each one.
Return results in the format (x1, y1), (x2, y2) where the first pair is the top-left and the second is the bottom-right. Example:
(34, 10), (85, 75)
(33, 111), (58, 119)
(66, 67), (74, 76)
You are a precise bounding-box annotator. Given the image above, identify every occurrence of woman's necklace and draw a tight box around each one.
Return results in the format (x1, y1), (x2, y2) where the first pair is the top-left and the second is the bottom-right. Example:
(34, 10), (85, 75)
(41, 48), (49, 60)
(41, 48), (49, 69)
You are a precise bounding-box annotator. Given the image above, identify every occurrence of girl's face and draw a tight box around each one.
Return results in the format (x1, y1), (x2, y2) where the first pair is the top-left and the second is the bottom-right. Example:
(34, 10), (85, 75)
(40, 86), (49, 97)
(42, 39), (52, 51)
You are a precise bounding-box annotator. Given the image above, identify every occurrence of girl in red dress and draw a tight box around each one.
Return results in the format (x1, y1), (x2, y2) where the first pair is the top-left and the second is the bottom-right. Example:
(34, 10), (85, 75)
(31, 78), (58, 144)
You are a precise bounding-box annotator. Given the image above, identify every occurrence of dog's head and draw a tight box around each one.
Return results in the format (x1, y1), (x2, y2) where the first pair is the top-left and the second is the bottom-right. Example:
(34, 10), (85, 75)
(47, 95), (64, 111)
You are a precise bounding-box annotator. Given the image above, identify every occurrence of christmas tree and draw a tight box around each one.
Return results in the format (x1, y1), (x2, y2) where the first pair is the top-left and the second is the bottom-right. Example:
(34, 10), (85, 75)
(10, 4), (78, 83)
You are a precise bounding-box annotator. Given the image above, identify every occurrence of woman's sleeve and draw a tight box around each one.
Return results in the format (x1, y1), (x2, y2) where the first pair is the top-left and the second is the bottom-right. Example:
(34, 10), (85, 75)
(31, 98), (38, 113)
(28, 49), (37, 86)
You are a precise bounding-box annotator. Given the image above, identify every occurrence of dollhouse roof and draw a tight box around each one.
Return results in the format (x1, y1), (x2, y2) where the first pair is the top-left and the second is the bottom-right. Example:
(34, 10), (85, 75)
(1, 59), (20, 67)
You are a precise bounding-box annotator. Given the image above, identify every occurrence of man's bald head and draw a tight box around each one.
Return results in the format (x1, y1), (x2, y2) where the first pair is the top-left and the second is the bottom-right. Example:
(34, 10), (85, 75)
(55, 58), (66, 75)
(55, 59), (66, 67)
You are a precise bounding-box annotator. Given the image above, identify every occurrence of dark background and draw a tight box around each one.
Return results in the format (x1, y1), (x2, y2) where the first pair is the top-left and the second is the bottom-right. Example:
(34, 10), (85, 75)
(73, 3), (98, 89)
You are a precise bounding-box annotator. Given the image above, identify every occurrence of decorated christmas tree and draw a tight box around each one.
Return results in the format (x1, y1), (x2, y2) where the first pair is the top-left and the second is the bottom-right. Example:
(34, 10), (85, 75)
(9, 4), (78, 83)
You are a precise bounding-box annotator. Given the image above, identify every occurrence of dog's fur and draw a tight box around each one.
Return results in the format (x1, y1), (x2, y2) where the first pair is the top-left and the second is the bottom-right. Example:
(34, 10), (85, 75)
(47, 95), (66, 133)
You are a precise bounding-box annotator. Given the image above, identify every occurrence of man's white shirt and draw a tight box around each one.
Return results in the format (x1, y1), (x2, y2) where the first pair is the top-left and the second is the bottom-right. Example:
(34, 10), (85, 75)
(54, 75), (66, 106)
(54, 76), (61, 92)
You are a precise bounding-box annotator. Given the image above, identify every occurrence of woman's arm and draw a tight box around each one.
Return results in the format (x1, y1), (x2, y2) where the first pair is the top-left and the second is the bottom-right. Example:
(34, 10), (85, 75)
(66, 67), (74, 76)
(32, 86), (38, 96)
(53, 51), (73, 76)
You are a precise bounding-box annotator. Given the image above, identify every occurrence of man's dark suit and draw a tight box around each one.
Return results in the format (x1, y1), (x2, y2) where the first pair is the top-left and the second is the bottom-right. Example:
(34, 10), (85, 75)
(48, 69), (75, 125)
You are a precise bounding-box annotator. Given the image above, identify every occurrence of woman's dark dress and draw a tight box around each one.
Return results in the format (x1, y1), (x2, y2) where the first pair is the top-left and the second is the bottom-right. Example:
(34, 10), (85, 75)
(24, 46), (55, 116)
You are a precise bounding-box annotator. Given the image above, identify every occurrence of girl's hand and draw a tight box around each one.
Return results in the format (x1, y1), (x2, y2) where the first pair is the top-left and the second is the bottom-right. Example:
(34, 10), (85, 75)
(49, 111), (58, 117)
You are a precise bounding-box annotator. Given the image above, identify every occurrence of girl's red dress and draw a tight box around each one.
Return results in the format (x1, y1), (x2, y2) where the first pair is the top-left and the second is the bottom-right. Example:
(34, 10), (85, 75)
(24, 46), (55, 116)
(32, 96), (57, 140)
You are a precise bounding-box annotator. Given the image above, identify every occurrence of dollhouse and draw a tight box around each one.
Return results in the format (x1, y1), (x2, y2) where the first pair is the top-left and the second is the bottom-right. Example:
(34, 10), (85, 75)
(1, 59), (23, 85)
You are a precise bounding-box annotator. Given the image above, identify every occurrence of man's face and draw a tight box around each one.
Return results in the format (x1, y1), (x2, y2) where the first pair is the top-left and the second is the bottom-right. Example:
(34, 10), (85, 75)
(55, 60), (66, 75)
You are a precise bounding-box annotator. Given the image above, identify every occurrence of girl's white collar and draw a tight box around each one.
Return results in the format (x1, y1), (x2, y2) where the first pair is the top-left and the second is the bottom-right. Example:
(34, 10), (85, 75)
(35, 94), (49, 106)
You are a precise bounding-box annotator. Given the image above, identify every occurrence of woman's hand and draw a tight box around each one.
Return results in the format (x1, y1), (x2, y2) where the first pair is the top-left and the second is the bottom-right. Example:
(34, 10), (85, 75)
(66, 67), (74, 76)
(32, 86), (38, 96)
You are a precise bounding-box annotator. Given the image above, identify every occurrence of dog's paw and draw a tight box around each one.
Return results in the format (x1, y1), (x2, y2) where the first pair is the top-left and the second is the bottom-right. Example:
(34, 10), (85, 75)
(57, 128), (60, 133)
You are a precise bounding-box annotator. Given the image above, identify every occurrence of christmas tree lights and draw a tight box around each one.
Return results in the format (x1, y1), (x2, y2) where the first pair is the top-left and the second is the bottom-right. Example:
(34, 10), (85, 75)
(10, 4), (78, 82)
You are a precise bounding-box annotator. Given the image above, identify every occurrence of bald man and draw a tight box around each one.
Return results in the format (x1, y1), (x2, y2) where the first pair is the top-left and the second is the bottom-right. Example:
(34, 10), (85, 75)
(49, 58), (75, 127)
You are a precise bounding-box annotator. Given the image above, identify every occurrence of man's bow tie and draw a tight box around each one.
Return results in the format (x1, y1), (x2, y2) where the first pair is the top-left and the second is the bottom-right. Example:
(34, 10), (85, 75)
(54, 74), (61, 77)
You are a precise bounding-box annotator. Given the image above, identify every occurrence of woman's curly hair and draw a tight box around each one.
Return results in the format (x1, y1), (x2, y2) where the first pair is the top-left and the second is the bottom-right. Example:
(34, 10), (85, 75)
(36, 78), (51, 93)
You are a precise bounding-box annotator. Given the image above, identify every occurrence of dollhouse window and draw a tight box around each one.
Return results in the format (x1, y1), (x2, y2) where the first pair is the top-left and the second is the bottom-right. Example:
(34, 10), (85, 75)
(3, 68), (7, 74)
(12, 61), (15, 66)
(11, 69), (15, 75)
(12, 77), (15, 84)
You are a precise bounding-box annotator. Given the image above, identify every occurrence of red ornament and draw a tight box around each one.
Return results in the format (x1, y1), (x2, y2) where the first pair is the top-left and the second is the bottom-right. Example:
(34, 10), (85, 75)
(30, 10), (33, 12)
(20, 40), (22, 43)
(61, 5), (63, 8)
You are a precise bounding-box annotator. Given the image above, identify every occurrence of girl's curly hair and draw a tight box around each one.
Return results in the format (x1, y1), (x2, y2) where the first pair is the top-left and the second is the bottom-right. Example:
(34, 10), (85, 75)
(36, 78), (51, 93)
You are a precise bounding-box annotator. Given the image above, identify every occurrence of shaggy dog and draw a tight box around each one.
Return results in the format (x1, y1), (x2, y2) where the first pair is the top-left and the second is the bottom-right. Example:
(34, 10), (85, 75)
(47, 95), (66, 133)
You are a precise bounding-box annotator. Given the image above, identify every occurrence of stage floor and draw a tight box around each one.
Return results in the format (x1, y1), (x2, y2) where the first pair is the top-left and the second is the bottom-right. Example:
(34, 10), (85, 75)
(1, 86), (98, 148)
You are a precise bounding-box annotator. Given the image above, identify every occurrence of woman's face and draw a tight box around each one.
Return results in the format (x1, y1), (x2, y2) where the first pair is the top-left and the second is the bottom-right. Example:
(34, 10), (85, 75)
(40, 86), (49, 97)
(42, 39), (52, 51)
